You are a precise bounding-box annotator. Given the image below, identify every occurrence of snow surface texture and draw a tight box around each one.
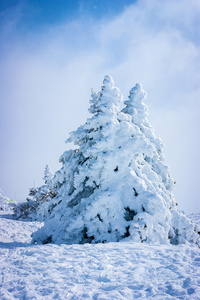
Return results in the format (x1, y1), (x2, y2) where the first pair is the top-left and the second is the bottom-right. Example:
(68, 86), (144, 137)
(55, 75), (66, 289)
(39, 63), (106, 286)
(0, 212), (200, 300)
(28, 75), (198, 246)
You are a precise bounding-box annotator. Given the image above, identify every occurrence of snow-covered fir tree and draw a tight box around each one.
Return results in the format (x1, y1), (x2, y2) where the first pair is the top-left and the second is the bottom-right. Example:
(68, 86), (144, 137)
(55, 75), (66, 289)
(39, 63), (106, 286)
(14, 165), (56, 220)
(32, 76), (198, 245)
(43, 165), (53, 185)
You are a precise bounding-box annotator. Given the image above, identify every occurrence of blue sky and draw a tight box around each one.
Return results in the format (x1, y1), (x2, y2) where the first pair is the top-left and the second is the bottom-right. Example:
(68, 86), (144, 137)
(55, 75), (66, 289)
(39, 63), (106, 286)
(0, 0), (199, 213)
(0, 0), (135, 32)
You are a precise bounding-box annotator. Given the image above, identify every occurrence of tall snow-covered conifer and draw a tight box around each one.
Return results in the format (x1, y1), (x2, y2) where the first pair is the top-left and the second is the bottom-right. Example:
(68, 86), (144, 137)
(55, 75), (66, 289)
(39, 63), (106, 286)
(32, 76), (198, 245)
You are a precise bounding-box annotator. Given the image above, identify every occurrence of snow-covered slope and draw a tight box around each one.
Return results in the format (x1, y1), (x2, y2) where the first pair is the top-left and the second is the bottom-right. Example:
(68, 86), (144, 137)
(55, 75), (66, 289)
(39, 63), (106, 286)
(0, 212), (199, 300)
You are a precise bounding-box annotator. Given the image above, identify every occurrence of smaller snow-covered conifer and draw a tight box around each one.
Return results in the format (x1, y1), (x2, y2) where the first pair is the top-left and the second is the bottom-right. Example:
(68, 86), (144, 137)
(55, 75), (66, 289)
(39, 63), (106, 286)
(14, 165), (56, 220)
(43, 165), (53, 185)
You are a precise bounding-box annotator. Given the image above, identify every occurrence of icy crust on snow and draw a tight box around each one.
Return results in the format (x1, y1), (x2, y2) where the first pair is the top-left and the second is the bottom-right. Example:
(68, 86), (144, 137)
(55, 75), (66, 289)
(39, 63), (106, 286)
(29, 75), (198, 245)
(0, 213), (200, 300)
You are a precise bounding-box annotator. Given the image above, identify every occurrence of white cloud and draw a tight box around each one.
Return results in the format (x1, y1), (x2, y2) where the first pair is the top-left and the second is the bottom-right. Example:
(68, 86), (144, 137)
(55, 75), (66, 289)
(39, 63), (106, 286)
(0, 0), (199, 212)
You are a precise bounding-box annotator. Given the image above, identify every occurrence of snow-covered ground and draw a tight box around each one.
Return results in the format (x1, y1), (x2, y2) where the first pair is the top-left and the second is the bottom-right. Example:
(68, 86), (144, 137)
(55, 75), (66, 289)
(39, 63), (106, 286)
(0, 212), (200, 300)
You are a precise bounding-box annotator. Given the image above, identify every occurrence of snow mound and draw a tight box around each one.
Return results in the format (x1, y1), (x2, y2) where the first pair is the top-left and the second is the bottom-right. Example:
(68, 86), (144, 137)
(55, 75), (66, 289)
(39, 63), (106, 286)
(188, 213), (200, 236)
(0, 190), (15, 213)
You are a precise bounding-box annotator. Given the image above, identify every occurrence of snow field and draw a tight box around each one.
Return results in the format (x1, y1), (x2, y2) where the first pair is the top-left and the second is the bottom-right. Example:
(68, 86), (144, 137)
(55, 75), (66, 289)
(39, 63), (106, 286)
(0, 213), (200, 299)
